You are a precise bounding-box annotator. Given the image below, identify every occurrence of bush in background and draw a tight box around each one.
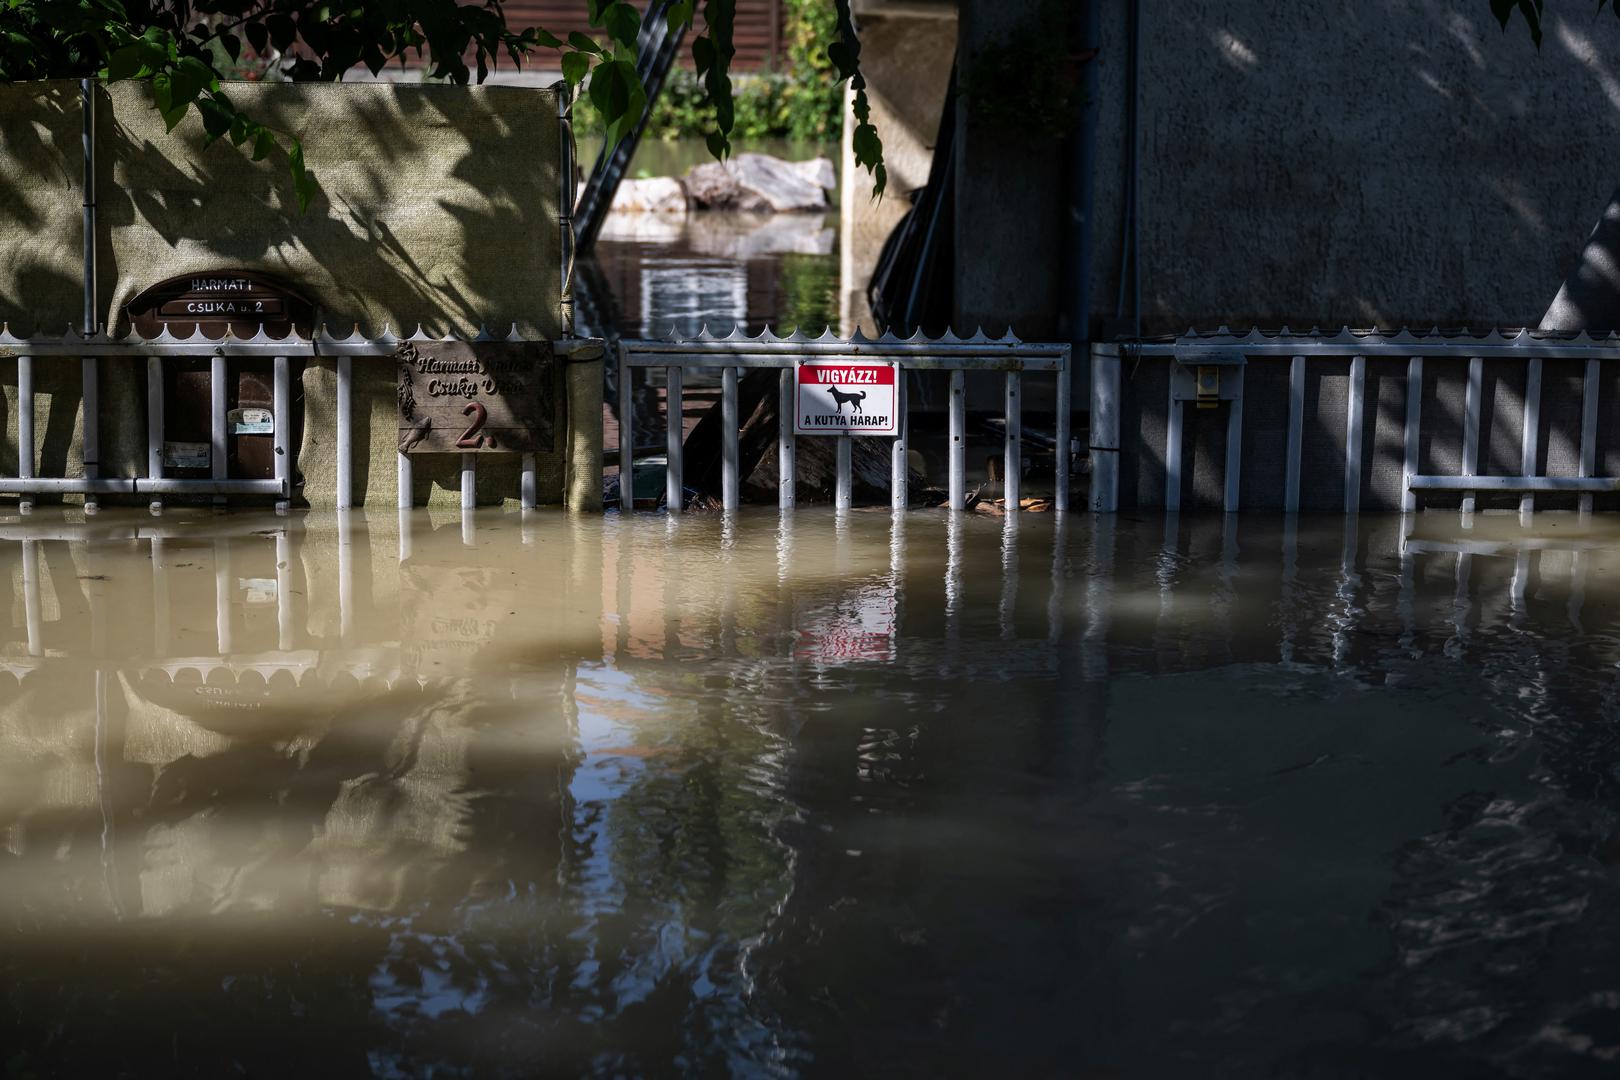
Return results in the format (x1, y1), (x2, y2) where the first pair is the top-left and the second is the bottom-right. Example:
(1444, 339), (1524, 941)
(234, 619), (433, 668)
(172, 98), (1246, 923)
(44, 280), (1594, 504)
(576, 0), (840, 148)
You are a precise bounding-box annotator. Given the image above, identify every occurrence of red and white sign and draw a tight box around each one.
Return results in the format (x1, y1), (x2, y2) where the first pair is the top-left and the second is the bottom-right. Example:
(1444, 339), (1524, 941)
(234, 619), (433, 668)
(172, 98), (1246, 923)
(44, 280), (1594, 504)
(794, 362), (897, 436)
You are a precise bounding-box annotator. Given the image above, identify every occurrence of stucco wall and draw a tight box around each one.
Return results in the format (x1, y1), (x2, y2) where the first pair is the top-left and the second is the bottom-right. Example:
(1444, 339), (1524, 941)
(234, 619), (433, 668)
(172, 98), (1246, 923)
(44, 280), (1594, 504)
(1089, 1), (1620, 332)
(0, 79), (591, 509)
(838, 9), (957, 337)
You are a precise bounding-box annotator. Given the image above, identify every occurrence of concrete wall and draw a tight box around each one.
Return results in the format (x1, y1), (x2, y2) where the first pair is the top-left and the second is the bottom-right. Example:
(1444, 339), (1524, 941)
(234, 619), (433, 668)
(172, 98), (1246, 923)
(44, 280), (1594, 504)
(953, 0), (1068, 342)
(0, 80), (598, 510)
(1089, 1), (1620, 333)
(839, 2), (957, 336)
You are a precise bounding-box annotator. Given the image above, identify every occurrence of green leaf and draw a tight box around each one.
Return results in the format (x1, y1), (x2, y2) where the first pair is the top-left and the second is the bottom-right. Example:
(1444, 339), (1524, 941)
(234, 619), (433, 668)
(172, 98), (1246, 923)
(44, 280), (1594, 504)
(567, 31), (603, 55)
(1492, 0), (1543, 46)
(150, 73), (189, 131)
(197, 97), (234, 144)
(523, 27), (565, 49)
(705, 129), (729, 160)
(561, 49), (591, 87)
(266, 12), (296, 53)
(288, 140), (318, 213)
(244, 21), (268, 55)
(221, 32), (240, 62)
(826, 40), (856, 80)
(105, 44), (145, 81)
(589, 57), (638, 127)
(603, 3), (641, 52)
(252, 129), (276, 162)
(691, 33), (714, 76)
(177, 55), (219, 94)
(665, 0), (696, 31)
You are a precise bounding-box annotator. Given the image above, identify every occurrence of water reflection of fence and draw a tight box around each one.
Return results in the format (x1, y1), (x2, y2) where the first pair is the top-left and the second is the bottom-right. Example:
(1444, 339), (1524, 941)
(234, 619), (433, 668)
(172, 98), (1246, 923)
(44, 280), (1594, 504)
(0, 514), (547, 668)
(1091, 329), (1620, 514)
(615, 329), (1074, 514)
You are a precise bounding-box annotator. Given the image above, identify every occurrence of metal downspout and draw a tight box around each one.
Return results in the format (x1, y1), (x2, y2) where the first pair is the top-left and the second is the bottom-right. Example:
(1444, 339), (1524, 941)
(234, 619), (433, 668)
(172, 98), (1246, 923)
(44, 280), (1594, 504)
(1113, 0), (1142, 336)
(1067, 1), (1101, 446)
(81, 78), (96, 334)
(1131, 0), (1142, 339)
(81, 77), (100, 512)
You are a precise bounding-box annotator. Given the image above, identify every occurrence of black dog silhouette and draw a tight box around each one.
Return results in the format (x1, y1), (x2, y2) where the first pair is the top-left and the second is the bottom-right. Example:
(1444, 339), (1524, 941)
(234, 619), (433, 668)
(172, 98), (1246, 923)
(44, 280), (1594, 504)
(828, 387), (866, 414)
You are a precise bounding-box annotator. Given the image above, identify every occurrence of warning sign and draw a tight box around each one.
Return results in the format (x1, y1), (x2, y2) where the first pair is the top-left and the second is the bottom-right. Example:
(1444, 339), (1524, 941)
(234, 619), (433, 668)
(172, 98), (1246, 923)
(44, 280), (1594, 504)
(794, 362), (898, 436)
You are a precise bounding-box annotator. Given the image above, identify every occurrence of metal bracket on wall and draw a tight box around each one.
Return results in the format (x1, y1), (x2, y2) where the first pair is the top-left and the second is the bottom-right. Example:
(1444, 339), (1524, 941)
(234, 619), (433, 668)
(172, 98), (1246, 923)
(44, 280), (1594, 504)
(1165, 356), (1247, 514)
(1169, 358), (1245, 402)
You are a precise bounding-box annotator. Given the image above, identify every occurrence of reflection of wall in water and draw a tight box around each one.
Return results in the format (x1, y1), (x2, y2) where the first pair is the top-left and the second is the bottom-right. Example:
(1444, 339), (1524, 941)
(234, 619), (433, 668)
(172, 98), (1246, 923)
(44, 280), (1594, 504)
(0, 518), (587, 922)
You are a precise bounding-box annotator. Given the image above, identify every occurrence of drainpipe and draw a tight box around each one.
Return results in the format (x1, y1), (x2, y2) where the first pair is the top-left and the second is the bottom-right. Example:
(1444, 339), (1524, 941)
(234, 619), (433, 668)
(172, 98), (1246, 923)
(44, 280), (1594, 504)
(1112, 0), (1142, 337)
(81, 77), (99, 512)
(1130, 0), (1142, 339)
(81, 78), (96, 334)
(1067, 1), (1100, 425)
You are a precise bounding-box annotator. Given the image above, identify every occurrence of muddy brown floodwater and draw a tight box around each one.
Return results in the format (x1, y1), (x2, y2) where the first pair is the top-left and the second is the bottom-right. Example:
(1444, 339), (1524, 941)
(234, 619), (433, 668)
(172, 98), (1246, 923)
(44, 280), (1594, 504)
(4, 507), (1620, 1077)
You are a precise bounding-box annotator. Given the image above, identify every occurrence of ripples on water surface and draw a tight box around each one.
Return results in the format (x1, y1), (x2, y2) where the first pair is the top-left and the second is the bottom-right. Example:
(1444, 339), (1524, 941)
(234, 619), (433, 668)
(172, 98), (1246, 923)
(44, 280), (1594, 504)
(4, 508), (1620, 1076)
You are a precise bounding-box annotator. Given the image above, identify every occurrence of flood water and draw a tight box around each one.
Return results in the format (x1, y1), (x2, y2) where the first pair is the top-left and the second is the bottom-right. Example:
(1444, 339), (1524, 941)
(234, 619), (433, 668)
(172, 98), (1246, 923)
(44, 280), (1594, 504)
(4, 507), (1620, 1076)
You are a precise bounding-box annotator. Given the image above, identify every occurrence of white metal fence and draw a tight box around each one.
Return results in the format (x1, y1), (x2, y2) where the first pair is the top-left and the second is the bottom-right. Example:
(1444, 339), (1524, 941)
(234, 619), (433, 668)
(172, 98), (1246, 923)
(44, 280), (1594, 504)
(1091, 328), (1620, 514)
(0, 324), (595, 512)
(616, 328), (1074, 513)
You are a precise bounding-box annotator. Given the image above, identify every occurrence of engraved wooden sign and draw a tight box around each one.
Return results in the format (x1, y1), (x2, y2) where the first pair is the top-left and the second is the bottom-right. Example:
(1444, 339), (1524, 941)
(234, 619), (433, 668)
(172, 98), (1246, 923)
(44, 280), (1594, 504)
(126, 271), (314, 339)
(396, 340), (555, 454)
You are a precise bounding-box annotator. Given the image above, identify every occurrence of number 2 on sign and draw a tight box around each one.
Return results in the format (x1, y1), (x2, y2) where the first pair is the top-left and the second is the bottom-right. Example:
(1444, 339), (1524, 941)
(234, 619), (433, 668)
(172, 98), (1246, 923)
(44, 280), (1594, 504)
(456, 401), (488, 448)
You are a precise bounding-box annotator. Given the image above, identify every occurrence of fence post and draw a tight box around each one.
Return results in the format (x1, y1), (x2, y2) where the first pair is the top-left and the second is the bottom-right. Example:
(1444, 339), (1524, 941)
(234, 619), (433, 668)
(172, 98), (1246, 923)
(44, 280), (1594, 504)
(1004, 370), (1021, 510)
(336, 356), (353, 509)
(211, 352), (227, 508)
(1462, 356), (1482, 515)
(1284, 355), (1304, 514)
(1580, 358), (1600, 515)
(146, 357), (164, 513)
(1164, 373), (1182, 513)
(666, 365), (683, 514)
(1402, 357), (1422, 513)
(1520, 356), (1542, 516)
(17, 354), (33, 513)
(273, 354), (290, 512)
(779, 368), (796, 509)
(835, 435), (852, 510)
(618, 341), (633, 511)
(891, 366), (908, 511)
(81, 357), (98, 513)
(1224, 364), (1244, 513)
(948, 369), (966, 511)
(1055, 351), (1071, 513)
(1344, 355), (1364, 515)
(1089, 346), (1119, 512)
(722, 365), (739, 511)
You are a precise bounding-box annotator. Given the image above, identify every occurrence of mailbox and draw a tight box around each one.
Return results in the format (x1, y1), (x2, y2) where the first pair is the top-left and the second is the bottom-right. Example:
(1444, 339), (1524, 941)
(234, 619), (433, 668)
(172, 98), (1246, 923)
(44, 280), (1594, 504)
(125, 272), (315, 481)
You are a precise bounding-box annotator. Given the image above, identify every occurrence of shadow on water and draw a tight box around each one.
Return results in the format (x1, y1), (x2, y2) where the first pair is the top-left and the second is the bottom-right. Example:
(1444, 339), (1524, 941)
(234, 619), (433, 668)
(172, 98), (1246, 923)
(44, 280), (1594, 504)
(3, 508), (1620, 1075)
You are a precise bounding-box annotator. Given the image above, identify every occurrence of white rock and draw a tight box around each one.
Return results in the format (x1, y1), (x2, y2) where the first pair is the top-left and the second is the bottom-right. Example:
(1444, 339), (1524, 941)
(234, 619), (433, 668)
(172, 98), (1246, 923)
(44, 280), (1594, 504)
(609, 176), (688, 214)
(790, 157), (837, 193)
(686, 153), (832, 212)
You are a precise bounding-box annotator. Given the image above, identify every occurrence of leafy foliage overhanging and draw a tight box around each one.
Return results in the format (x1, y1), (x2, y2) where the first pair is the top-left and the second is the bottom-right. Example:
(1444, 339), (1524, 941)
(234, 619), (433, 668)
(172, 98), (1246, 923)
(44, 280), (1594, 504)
(1490, 0), (1620, 47)
(0, 0), (886, 211)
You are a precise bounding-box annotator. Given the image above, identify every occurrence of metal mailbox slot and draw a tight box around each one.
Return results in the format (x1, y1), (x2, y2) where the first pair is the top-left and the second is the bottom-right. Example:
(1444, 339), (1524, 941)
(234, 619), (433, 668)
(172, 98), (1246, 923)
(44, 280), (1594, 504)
(125, 272), (313, 482)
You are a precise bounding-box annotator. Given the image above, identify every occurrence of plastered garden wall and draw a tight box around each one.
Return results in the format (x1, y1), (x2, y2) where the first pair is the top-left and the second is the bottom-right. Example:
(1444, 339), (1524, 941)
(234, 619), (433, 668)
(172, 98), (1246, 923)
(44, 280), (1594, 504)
(0, 79), (597, 510)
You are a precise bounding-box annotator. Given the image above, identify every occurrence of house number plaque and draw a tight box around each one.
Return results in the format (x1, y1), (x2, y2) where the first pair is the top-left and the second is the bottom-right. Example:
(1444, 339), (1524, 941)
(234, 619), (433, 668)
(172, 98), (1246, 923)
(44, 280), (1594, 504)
(396, 340), (554, 454)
